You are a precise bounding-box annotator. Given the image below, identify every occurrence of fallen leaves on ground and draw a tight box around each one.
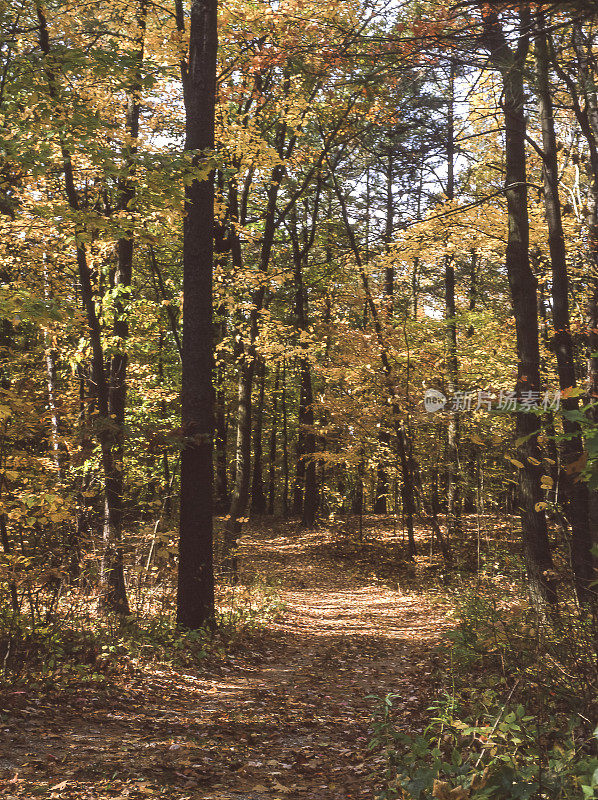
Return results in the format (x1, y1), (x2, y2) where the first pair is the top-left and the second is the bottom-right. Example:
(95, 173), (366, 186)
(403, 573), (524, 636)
(0, 518), (451, 800)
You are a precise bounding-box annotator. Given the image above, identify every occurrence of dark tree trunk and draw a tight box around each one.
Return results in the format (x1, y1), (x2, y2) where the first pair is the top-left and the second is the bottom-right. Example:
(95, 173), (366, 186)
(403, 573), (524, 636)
(224, 158), (285, 545)
(214, 367), (229, 513)
(329, 166), (416, 556)
(214, 311), (229, 513)
(375, 149), (394, 514)
(397, 426), (417, 557)
(289, 200), (320, 528)
(37, 0), (132, 614)
(535, 18), (594, 604)
(282, 359), (290, 516)
(100, 0), (148, 614)
(299, 356), (318, 528)
(482, 7), (557, 610)
(292, 412), (305, 516)
(294, 279), (318, 528)
(445, 60), (461, 548)
(553, 22), (598, 542)
(224, 360), (253, 567)
(573, 26), (598, 541)
(267, 362), (280, 515)
(176, 0), (217, 628)
(251, 359), (267, 514)
(466, 249), (477, 338)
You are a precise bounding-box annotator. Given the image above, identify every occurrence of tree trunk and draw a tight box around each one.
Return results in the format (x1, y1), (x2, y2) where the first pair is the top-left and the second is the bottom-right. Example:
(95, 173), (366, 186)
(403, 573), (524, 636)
(251, 359), (267, 514)
(535, 18), (594, 604)
(37, 0), (131, 614)
(214, 313), (229, 513)
(224, 160), (285, 544)
(294, 276), (318, 528)
(100, 0), (148, 614)
(224, 359), (253, 569)
(176, 0), (217, 628)
(482, 7), (557, 610)
(267, 362), (280, 515)
(328, 160), (417, 556)
(375, 149), (394, 514)
(43, 269), (63, 480)
(282, 358), (290, 516)
(299, 357), (318, 528)
(445, 60), (461, 548)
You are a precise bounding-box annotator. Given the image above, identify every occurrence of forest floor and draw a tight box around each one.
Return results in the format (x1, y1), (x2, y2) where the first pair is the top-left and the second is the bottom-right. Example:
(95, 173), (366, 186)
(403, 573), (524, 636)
(0, 517), (453, 800)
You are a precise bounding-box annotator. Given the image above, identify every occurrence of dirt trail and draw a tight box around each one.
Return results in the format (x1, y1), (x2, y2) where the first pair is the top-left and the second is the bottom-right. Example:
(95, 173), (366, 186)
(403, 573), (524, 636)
(0, 520), (449, 800)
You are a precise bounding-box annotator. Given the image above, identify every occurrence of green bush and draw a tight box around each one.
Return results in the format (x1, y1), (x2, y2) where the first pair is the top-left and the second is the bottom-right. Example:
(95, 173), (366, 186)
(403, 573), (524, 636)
(369, 587), (598, 799)
(369, 692), (598, 799)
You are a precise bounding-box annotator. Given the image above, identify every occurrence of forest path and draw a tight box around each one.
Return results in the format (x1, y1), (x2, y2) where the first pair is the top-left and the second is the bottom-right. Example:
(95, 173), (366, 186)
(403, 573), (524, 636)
(0, 518), (450, 800)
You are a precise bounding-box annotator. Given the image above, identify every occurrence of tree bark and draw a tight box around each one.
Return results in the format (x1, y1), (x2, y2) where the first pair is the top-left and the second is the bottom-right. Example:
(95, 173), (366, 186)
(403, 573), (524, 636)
(36, 0), (132, 614)
(251, 359), (267, 514)
(176, 0), (217, 628)
(267, 362), (280, 515)
(481, 5), (558, 610)
(535, 17), (594, 604)
(445, 60), (461, 548)
(375, 149), (394, 514)
(214, 358), (229, 514)
(328, 160), (417, 556)
(282, 358), (290, 516)
(291, 229), (318, 528)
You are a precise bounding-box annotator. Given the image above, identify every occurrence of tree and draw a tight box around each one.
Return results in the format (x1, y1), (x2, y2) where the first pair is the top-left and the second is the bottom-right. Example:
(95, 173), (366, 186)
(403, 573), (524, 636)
(534, 12), (594, 604)
(176, 0), (218, 629)
(479, 3), (558, 611)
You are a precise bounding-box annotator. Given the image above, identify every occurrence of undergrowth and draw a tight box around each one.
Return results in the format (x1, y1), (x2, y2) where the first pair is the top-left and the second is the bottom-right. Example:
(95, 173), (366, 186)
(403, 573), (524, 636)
(0, 573), (283, 691)
(369, 578), (598, 799)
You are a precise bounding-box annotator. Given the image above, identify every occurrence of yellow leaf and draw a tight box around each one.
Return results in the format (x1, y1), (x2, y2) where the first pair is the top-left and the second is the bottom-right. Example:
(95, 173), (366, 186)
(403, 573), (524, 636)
(505, 456), (525, 469)
(535, 502), (547, 511)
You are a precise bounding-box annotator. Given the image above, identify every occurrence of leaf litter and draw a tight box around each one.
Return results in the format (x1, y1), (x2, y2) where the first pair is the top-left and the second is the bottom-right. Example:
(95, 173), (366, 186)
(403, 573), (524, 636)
(0, 518), (451, 799)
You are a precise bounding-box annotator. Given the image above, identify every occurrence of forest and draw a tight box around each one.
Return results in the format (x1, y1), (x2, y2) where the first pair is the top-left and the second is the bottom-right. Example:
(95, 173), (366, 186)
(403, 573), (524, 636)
(0, 0), (597, 797)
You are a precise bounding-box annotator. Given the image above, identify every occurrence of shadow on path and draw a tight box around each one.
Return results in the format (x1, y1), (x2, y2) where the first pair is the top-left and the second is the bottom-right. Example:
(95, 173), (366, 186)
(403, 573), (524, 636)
(0, 519), (450, 800)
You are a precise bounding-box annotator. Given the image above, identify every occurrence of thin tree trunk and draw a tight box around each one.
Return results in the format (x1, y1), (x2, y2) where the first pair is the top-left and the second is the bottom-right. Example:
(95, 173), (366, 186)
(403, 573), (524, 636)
(44, 332), (62, 479)
(225, 163), (286, 545)
(445, 59), (461, 548)
(573, 26), (598, 541)
(267, 362), (280, 515)
(37, 0), (131, 614)
(214, 364), (229, 513)
(375, 149), (394, 514)
(251, 359), (267, 514)
(466, 249), (477, 338)
(328, 160), (416, 556)
(293, 256), (318, 528)
(214, 307), (229, 513)
(554, 22), (598, 542)
(282, 358), (290, 516)
(100, 0), (148, 613)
